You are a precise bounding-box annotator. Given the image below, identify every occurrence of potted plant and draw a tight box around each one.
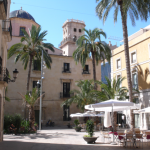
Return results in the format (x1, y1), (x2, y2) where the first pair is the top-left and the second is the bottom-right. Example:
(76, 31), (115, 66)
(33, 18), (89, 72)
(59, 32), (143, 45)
(74, 119), (82, 132)
(83, 120), (99, 144)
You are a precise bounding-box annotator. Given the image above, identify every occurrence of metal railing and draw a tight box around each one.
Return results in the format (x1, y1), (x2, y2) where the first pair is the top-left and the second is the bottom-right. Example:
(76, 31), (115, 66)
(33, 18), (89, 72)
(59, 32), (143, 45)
(0, 0), (7, 15)
(82, 69), (90, 74)
(2, 19), (12, 39)
(62, 67), (71, 73)
(60, 92), (74, 98)
(0, 67), (9, 83)
(59, 37), (76, 47)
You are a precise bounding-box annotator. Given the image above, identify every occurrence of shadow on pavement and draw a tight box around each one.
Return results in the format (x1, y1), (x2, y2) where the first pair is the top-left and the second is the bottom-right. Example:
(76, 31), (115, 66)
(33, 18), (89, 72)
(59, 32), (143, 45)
(0, 141), (150, 150)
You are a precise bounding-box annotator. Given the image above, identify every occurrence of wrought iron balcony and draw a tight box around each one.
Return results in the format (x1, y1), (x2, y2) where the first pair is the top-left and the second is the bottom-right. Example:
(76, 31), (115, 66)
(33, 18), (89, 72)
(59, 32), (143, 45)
(0, 67), (9, 83)
(2, 19), (12, 42)
(59, 37), (76, 47)
(62, 67), (71, 73)
(60, 92), (74, 98)
(82, 69), (90, 74)
(0, 0), (7, 20)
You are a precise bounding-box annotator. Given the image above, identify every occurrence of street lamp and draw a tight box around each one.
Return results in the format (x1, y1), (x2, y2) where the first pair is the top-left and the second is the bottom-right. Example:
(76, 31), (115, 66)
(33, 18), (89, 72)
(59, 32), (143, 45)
(8, 69), (19, 82)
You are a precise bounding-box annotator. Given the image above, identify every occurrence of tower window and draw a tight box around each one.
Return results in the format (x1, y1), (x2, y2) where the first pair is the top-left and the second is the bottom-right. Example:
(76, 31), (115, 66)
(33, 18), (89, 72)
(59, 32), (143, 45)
(79, 29), (81, 32)
(74, 28), (76, 32)
(19, 27), (25, 36)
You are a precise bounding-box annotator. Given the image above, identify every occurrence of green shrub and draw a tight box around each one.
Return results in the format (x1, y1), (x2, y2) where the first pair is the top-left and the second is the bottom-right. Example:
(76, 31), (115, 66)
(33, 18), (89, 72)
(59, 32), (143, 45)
(74, 119), (79, 127)
(21, 120), (30, 133)
(4, 114), (22, 133)
(14, 114), (22, 132)
(4, 115), (14, 132)
(86, 120), (94, 137)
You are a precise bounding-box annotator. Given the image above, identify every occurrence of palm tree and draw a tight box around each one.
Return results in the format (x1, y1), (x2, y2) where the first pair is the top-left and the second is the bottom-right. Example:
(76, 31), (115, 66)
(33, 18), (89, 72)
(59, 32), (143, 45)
(96, 76), (128, 101)
(96, 76), (128, 131)
(96, 0), (149, 130)
(73, 28), (111, 90)
(8, 25), (54, 93)
(18, 88), (44, 130)
(62, 80), (98, 111)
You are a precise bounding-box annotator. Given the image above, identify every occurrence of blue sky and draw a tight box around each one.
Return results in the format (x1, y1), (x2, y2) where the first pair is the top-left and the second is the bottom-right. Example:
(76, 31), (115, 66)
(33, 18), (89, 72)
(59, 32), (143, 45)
(10, 0), (150, 48)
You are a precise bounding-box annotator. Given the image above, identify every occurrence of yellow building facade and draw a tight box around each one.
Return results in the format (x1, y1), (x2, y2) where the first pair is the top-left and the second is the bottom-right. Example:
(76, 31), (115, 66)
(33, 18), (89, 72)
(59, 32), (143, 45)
(111, 26), (150, 129)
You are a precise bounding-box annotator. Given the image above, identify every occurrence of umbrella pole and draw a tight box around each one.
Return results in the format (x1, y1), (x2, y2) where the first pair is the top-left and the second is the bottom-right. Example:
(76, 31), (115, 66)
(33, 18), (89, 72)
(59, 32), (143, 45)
(111, 103), (117, 145)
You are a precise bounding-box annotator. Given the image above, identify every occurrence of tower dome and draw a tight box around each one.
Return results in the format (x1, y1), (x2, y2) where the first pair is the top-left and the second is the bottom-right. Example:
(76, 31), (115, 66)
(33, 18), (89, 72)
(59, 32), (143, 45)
(10, 9), (35, 22)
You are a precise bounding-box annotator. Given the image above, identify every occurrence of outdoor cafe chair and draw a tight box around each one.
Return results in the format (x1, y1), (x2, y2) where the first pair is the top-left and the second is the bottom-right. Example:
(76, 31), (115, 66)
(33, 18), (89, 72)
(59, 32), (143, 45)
(135, 134), (143, 148)
(123, 134), (134, 148)
(117, 132), (125, 146)
(145, 132), (150, 146)
(101, 132), (111, 143)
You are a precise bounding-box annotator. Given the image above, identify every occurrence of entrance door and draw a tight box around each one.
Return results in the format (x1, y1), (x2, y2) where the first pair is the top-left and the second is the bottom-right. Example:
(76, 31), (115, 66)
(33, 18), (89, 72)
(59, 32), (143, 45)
(35, 110), (39, 125)
(63, 105), (70, 121)
(63, 83), (70, 97)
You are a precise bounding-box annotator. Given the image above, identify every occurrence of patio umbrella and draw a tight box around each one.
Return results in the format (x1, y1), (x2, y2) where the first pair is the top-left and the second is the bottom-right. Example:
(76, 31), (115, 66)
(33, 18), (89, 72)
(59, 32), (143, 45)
(70, 113), (83, 118)
(85, 99), (135, 145)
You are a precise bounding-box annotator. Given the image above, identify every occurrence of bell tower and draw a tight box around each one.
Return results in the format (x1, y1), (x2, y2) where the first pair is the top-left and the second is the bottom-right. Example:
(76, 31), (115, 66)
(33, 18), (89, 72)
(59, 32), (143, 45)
(59, 19), (86, 56)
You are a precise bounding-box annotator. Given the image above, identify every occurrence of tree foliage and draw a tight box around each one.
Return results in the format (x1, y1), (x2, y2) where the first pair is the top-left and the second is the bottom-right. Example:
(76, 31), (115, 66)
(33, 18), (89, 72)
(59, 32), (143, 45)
(61, 80), (98, 111)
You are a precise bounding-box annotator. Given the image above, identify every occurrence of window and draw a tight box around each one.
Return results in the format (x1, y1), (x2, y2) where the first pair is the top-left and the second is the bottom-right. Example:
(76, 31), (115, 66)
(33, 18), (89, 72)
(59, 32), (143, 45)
(116, 74), (121, 87)
(83, 65), (89, 74)
(63, 63), (70, 72)
(133, 98), (139, 104)
(33, 60), (41, 71)
(64, 51), (65, 54)
(63, 105), (71, 121)
(131, 52), (137, 64)
(74, 28), (76, 32)
(33, 81), (37, 88)
(45, 50), (48, 53)
(63, 82), (70, 97)
(132, 73), (138, 90)
(116, 58), (121, 69)
(19, 27), (25, 36)
(79, 29), (81, 32)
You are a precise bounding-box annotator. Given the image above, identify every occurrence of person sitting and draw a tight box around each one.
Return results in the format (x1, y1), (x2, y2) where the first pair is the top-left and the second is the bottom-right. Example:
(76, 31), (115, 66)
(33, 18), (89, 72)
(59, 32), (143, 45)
(9, 123), (17, 134)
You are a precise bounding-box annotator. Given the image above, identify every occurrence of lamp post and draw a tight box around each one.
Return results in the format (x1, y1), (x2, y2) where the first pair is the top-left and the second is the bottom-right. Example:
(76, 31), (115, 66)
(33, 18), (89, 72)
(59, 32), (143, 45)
(39, 50), (44, 130)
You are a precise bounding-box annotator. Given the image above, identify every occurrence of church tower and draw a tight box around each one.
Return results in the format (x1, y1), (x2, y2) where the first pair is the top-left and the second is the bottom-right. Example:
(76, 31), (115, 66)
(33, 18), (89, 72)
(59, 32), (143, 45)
(59, 19), (86, 56)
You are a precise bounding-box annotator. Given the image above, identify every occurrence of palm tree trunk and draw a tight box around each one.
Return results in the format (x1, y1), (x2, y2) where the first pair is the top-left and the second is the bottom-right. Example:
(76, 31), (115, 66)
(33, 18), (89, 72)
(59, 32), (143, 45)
(120, 4), (134, 130)
(24, 55), (33, 119)
(26, 55), (33, 93)
(113, 112), (117, 132)
(92, 51), (97, 90)
(29, 106), (36, 130)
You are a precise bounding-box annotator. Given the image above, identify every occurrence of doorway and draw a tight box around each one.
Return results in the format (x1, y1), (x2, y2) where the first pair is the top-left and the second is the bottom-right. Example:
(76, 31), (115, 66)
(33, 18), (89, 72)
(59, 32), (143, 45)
(35, 110), (39, 125)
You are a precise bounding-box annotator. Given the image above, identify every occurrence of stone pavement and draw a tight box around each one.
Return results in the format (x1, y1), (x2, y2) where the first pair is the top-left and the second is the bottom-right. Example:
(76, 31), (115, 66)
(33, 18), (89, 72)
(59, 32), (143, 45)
(0, 127), (149, 150)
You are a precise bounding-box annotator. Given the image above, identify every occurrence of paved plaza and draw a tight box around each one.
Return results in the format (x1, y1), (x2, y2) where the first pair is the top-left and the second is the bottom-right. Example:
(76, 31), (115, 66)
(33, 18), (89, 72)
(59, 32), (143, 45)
(0, 127), (150, 150)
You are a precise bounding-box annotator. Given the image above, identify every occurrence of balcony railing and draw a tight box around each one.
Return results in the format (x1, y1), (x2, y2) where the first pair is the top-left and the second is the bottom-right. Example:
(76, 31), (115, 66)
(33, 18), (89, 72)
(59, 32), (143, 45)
(62, 68), (71, 73)
(0, 67), (9, 83)
(60, 92), (74, 98)
(82, 69), (90, 74)
(2, 19), (12, 40)
(0, 0), (7, 19)
(59, 37), (76, 47)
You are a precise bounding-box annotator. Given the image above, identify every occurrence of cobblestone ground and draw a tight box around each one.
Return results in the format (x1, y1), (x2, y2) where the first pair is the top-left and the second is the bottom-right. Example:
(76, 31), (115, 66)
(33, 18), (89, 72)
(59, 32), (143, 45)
(0, 127), (150, 150)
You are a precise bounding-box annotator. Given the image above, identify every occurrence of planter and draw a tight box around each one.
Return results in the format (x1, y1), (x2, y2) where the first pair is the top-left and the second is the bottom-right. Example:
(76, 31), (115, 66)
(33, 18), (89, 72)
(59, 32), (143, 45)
(74, 127), (82, 132)
(83, 136), (99, 144)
